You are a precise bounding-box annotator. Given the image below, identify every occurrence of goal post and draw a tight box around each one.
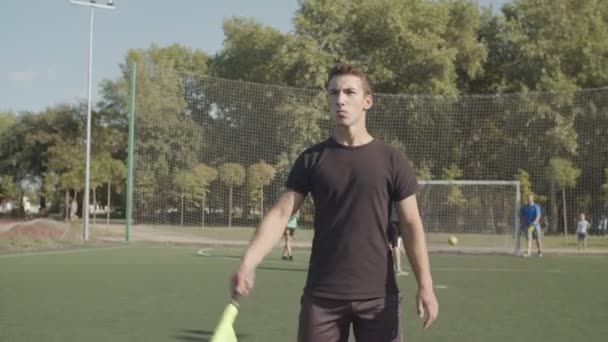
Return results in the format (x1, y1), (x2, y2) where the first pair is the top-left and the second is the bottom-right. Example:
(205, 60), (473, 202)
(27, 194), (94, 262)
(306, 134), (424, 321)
(417, 180), (521, 254)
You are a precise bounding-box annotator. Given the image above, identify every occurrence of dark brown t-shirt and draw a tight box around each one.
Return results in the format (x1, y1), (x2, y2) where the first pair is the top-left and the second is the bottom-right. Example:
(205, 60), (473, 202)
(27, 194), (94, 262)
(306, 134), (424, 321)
(285, 137), (417, 300)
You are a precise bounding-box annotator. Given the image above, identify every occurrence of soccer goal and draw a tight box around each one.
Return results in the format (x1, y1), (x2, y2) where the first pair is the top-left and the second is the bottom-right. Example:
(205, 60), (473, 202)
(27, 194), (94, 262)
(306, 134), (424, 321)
(417, 180), (521, 254)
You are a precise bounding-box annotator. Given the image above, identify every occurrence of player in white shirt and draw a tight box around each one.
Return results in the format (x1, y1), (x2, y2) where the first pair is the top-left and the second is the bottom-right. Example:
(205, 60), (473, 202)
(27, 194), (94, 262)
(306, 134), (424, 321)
(576, 213), (591, 251)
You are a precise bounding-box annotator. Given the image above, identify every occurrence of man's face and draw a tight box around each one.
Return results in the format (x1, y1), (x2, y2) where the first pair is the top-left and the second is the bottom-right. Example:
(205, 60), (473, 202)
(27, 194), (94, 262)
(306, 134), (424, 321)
(527, 195), (534, 204)
(327, 74), (373, 127)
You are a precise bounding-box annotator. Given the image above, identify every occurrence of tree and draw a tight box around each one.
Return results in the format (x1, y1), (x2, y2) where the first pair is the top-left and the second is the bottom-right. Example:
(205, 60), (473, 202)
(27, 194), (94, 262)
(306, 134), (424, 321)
(515, 168), (547, 202)
(209, 0), (488, 97)
(218, 163), (246, 227)
(0, 111), (16, 136)
(546, 158), (581, 244)
(109, 159), (126, 224)
(574, 99), (608, 227)
(470, 1), (608, 221)
(443, 164), (466, 207)
(0, 112), (51, 212)
(247, 160), (276, 219)
(41, 171), (59, 215)
(275, 93), (327, 182)
(58, 170), (83, 221)
(415, 161), (433, 181)
(516, 169), (534, 203)
(174, 170), (198, 227)
(293, 0), (487, 95)
(94, 152), (126, 224)
(192, 164), (218, 228)
(0, 104), (93, 217)
(271, 34), (333, 89)
(0, 175), (19, 210)
(47, 140), (85, 221)
(415, 161), (434, 218)
(500, 0), (608, 92)
(89, 156), (107, 226)
(211, 17), (287, 84)
(101, 45), (206, 219)
(440, 164), (468, 230)
(133, 166), (156, 222)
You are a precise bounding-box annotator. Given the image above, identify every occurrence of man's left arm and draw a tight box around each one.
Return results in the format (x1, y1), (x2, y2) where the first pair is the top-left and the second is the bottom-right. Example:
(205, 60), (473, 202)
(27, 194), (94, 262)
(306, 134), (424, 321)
(396, 195), (439, 329)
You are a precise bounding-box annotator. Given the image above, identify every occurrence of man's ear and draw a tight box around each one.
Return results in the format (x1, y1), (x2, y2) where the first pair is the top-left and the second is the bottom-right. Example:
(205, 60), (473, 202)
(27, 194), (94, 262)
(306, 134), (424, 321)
(364, 94), (373, 110)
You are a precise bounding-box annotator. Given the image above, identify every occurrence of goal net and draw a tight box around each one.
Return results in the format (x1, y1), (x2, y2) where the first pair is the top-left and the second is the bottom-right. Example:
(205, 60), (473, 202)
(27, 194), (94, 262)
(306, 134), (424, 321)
(127, 67), (608, 254)
(417, 180), (520, 253)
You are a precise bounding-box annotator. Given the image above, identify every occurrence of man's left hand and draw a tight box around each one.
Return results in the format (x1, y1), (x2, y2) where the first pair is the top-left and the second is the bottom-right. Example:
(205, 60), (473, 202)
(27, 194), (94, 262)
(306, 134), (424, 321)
(417, 286), (439, 329)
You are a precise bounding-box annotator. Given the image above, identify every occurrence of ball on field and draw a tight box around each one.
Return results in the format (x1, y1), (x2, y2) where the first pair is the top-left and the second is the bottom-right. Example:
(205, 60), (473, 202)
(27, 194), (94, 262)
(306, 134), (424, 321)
(448, 236), (458, 246)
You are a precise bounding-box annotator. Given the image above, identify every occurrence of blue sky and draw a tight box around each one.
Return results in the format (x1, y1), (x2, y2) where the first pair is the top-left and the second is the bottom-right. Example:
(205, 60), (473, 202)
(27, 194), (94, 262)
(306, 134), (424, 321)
(0, 0), (508, 113)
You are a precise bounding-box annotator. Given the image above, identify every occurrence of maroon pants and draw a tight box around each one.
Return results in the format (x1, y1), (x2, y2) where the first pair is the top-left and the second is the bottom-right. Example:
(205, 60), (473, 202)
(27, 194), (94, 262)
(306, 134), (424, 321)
(297, 293), (402, 342)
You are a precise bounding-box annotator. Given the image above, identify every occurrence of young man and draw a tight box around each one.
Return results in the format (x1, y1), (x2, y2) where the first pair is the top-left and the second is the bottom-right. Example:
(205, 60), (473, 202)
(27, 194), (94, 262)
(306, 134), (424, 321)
(231, 63), (438, 341)
(389, 203), (408, 276)
(282, 211), (299, 261)
(520, 194), (543, 257)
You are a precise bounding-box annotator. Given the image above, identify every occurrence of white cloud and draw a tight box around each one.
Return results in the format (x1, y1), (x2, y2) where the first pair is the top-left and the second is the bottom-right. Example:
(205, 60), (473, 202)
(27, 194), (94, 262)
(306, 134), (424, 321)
(9, 69), (35, 83)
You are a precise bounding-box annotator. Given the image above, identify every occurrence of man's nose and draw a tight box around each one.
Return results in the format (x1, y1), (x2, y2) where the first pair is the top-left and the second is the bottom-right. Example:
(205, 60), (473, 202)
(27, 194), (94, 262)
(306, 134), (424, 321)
(336, 91), (347, 105)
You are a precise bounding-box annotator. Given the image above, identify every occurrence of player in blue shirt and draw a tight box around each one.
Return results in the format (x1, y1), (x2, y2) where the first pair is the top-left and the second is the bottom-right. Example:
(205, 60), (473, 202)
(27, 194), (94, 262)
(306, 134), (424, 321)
(520, 194), (543, 257)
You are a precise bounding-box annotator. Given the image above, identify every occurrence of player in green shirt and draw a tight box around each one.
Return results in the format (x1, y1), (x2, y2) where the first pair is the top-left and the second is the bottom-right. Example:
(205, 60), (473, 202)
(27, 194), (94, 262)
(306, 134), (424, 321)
(282, 211), (299, 261)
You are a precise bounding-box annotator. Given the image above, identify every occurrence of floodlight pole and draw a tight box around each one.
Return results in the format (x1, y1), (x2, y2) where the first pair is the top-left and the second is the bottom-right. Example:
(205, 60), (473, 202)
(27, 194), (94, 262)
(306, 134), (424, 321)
(70, 0), (115, 241)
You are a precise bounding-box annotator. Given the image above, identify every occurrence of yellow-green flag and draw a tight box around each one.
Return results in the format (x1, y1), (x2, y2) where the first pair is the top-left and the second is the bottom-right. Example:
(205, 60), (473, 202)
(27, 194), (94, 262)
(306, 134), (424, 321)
(209, 301), (239, 342)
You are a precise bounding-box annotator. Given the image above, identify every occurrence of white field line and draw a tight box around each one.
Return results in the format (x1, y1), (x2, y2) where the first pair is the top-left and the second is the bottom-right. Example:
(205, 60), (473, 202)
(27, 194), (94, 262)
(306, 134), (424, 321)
(432, 266), (564, 273)
(197, 248), (213, 256)
(195, 249), (568, 273)
(0, 246), (130, 258)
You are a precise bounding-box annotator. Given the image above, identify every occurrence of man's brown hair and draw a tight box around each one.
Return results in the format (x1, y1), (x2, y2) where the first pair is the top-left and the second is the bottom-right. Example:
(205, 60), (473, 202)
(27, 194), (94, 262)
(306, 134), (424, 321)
(327, 63), (373, 95)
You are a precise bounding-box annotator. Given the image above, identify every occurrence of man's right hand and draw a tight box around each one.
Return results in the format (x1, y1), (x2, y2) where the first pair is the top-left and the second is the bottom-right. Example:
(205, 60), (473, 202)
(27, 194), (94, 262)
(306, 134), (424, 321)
(228, 191), (305, 299)
(231, 263), (256, 299)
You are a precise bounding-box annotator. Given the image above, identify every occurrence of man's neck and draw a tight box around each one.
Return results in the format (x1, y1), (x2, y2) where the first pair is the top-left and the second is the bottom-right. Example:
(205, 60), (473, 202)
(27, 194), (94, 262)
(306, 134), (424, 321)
(332, 125), (373, 147)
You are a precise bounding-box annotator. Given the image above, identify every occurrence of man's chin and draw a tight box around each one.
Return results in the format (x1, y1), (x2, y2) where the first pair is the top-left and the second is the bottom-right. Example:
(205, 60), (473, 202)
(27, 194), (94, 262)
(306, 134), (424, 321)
(335, 117), (351, 125)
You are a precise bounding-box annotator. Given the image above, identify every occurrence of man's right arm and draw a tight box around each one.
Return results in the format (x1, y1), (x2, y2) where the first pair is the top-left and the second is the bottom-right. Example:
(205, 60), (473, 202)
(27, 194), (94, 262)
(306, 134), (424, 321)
(241, 190), (305, 267)
(232, 190), (305, 297)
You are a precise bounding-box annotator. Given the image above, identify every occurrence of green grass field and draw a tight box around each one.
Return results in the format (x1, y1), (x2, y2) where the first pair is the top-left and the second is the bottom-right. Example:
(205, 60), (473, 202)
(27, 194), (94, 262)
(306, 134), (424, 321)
(1, 246), (607, 342)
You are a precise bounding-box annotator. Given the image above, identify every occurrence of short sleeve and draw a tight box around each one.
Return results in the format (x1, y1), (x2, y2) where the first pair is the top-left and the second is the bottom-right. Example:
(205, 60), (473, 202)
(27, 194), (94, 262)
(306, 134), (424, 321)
(390, 203), (399, 222)
(285, 152), (311, 196)
(392, 151), (418, 201)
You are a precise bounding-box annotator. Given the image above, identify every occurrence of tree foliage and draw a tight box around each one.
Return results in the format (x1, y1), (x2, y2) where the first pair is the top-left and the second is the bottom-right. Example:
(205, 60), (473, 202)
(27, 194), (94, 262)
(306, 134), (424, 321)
(247, 160), (276, 216)
(219, 163), (246, 227)
(2, 0), (608, 230)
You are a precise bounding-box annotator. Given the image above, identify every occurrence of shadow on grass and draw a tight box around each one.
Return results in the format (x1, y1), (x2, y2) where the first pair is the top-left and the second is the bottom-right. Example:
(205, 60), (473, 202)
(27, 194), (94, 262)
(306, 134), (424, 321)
(175, 329), (250, 341)
(257, 265), (307, 272)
